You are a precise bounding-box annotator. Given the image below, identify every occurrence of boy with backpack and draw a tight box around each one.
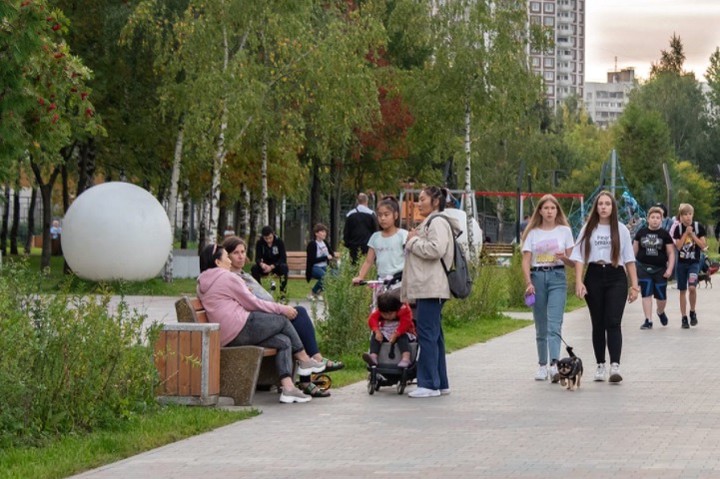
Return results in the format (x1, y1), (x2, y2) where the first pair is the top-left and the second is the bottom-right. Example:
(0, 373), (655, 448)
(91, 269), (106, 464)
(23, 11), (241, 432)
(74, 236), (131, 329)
(671, 203), (707, 328)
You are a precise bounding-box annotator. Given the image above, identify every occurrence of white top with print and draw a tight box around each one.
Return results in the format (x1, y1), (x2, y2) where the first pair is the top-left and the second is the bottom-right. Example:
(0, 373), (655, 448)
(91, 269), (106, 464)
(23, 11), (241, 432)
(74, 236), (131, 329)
(522, 226), (575, 267)
(570, 223), (635, 265)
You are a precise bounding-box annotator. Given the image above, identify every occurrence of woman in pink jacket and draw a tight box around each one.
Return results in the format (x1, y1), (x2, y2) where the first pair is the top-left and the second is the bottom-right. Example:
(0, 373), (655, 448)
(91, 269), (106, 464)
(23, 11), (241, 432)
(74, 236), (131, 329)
(197, 244), (325, 404)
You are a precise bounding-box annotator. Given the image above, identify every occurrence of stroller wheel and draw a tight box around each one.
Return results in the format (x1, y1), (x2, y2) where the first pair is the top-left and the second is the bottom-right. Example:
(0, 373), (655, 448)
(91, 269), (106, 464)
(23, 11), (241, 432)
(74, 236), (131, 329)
(367, 369), (376, 395)
(397, 369), (408, 394)
(312, 374), (332, 392)
(367, 380), (375, 395)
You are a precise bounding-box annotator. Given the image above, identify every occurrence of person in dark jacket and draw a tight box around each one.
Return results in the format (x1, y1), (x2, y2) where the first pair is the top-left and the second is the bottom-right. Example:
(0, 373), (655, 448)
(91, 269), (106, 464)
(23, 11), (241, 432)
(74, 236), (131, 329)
(306, 223), (334, 300)
(251, 226), (289, 296)
(343, 193), (378, 264)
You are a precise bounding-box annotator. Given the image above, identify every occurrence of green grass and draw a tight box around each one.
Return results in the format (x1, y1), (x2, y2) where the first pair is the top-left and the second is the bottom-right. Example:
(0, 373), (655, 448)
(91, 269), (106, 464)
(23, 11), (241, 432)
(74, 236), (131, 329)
(2, 253), (316, 299)
(0, 405), (258, 479)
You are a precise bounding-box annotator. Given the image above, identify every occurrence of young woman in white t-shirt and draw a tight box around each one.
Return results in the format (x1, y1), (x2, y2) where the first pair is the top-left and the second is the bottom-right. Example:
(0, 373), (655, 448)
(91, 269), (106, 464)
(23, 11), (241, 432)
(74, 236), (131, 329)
(570, 191), (639, 384)
(521, 194), (575, 382)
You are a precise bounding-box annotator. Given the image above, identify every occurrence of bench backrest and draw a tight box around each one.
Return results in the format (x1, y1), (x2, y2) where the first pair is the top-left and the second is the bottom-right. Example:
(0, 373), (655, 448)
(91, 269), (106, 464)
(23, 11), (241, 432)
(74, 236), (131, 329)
(176, 296), (208, 323)
(286, 251), (306, 276)
(483, 243), (515, 255)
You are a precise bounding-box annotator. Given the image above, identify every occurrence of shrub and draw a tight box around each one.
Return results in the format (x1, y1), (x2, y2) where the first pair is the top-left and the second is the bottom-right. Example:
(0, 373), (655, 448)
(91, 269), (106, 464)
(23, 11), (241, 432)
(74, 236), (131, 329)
(317, 253), (373, 357)
(506, 250), (527, 309)
(0, 263), (160, 448)
(444, 258), (508, 326)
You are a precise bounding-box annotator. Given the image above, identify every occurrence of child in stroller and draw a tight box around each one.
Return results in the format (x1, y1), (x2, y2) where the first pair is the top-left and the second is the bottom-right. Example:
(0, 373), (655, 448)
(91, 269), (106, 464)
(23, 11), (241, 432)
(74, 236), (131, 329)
(362, 293), (418, 395)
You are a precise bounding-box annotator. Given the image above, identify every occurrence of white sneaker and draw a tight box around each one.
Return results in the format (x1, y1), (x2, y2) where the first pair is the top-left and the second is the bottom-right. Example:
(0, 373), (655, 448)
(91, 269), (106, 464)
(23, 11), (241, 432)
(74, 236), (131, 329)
(534, 365), (548, 381)
(440, 388), (451, 395)
(609, 362), (622, 383)
(408, 387), (441, 398)
(594, 363), (607, 382)
(307, 293), (316, 301)
(549, 364), (559, 383)
(296, 358), (326, 376)
(279, 388), (311, 403)
(316, 294), (324, 301)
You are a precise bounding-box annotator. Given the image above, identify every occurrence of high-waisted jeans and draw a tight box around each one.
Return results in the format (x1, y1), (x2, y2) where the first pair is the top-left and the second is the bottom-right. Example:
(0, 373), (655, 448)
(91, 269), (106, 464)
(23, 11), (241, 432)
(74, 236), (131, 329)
(530, 267), (567, 365)
(584, 263), (628, 364)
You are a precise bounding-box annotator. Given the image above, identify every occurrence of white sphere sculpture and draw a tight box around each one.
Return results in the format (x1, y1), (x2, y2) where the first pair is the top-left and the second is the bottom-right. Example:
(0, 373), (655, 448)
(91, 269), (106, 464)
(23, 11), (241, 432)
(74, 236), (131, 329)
(62, 182), (172, 281)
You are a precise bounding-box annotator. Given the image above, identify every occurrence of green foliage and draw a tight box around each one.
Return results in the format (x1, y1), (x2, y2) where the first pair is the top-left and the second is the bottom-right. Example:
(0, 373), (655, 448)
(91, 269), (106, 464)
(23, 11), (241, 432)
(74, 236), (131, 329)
(505, 250), (527, 309)
(443, 259), (508, 327)
(0, 263), (160, 448)
(316, 253), (372, 357)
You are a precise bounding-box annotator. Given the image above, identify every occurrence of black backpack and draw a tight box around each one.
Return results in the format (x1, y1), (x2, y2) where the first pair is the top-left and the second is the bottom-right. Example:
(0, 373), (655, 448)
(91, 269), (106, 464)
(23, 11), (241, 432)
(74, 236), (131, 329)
(427, 215), (473, 299)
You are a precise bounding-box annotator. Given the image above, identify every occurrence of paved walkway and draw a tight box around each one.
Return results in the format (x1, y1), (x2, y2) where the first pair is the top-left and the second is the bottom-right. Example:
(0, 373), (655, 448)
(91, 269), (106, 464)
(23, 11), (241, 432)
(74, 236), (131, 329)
(76, 286), (720, 478)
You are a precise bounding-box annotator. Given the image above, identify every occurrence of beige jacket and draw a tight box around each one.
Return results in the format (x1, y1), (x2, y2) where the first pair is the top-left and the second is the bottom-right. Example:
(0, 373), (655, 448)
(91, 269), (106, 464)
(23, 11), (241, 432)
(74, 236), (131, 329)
(401, 211), (462, 302)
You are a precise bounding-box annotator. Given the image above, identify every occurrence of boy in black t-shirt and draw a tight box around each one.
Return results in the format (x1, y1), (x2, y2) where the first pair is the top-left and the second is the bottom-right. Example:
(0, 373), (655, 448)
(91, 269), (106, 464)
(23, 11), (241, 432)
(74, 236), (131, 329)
(671, 203), (707, 328)
(633, 207), (675, 330)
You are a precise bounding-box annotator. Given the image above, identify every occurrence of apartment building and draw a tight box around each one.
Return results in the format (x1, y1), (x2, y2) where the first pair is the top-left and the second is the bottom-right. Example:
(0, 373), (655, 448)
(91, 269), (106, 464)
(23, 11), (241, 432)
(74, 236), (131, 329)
(528, 0), (585, 110)
(584, 68), (637, 128)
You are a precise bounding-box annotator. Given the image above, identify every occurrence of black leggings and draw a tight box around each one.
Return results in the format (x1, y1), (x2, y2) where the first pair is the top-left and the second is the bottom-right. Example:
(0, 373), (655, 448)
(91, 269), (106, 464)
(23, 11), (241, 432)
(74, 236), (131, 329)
(584, 263), (628, 364)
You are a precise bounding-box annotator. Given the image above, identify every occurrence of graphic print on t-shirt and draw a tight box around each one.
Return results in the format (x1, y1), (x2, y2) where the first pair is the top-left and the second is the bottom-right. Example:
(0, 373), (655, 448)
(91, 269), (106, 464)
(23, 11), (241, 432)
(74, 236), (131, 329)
(593, 232), (611, 254)
(534, 238), (559, 264)
(640, 233), (663, 257)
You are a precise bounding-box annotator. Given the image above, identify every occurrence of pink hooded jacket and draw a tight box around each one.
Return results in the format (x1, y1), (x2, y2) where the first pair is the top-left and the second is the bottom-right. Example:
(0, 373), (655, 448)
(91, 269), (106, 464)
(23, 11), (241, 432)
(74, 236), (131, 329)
(197, 267), (286, 346)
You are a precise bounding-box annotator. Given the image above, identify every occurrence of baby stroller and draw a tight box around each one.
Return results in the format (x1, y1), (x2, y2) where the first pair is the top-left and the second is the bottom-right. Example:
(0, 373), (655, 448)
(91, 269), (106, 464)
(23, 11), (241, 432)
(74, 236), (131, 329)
(366, 341), (418, 395)
(358, 278), (419, 395)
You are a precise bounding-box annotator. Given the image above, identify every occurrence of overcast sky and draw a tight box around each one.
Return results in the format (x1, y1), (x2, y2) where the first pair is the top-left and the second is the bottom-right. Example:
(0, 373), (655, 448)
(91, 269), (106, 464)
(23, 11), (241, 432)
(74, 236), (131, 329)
(585, 0), (720, 83)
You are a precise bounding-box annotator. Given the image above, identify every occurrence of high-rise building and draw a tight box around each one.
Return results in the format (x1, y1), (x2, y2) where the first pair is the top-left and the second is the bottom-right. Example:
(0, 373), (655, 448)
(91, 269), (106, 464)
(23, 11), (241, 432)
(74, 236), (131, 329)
(527, 0), (585, 110)
(584, 68), (637, 128)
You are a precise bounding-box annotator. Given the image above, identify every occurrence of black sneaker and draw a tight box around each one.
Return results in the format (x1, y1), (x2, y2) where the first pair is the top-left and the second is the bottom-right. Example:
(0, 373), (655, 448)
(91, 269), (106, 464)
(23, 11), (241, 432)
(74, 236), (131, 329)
(640, 319), (653, 330)
(681, 316), (690, 329)
(657, 311), (669, 326)
(689, 311), (698, 326)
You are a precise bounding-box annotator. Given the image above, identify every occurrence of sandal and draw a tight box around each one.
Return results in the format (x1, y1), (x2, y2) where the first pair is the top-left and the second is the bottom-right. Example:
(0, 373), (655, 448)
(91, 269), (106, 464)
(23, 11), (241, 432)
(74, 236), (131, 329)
(299, 382), (331, 398)
(321, 357), (345, 372)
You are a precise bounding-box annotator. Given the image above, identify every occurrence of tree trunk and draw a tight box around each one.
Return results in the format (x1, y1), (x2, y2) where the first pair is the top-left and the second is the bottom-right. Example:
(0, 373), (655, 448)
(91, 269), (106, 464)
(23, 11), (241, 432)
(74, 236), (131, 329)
(261, 138), (269, 227)
(76, 139), (96, 197)
(310, 157), (322, 233)
(10, 183), (20, 255)
(30, 160), (61, 270)
(463, 98), (477, 261)
(162, 119), (185, 282)
(217, 191), (228, 239)
(180, 182), (190, 249)
(197, 195), (208, 255)
(239, 185), (250, 240)
(329, 158), (342, 252)
(233, 200), (242, 239)
(24, 187), (37, 254)
(1, 183), (10, 254)
(248, 190), (260, 260)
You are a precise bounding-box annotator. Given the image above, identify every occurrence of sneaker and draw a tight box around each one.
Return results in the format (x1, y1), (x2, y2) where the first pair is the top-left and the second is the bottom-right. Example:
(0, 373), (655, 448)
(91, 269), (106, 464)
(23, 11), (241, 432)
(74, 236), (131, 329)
(609, 362), (623, 383)
(362, 352), (378, 367)
(316, 294), (324, 301)
(549, 364), (560, 383)
(408, 387), (441, 398)
(681, 316), (690, 329)
(657, 311), (669, 326)
(534, 365), (548, 381)
(307, 293), (316, 301)
(440, 388), (451, 395)
(594, 363), (607, 382)
(689, 311), (698, 326)
(296, 358), (326, 376)
(397, 359), (411, 368)
(279, 387), (311, 403)
(640, 319), (653, 330)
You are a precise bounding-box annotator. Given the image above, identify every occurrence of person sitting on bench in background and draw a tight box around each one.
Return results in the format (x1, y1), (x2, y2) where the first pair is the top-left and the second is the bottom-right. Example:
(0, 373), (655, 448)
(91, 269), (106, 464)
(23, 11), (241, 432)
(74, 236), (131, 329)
(197, 243), (326, 404)
(251, 226), (289, 298)
(223, 236), (344, 398)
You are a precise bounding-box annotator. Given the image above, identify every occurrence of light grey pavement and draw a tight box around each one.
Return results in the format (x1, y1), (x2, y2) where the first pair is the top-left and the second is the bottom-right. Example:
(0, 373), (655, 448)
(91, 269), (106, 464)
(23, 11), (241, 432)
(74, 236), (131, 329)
(78, 286), (720, 478)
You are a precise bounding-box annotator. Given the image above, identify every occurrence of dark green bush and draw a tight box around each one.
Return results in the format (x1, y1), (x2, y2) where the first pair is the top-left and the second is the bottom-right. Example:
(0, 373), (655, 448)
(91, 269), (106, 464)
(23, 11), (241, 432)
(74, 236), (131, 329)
(317, 253), (373, 357)
(444, 258), (508, 326)
(0, 263), (160, 448)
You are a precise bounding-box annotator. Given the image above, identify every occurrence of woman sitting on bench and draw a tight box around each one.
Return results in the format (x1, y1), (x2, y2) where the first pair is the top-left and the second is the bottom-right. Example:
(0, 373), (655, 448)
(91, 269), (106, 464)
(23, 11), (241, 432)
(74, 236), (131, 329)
(198, 244), (326, 404)
(222, 236), (344, 397)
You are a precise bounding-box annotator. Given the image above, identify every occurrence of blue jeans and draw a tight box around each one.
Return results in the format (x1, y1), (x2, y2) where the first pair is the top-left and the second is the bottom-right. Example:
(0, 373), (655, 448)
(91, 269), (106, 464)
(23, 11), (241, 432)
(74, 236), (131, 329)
(675, 261), (700, 291)
(310, 265), (327, 294)
(530, 268), (567, 365)
(415, 298), (448, 390)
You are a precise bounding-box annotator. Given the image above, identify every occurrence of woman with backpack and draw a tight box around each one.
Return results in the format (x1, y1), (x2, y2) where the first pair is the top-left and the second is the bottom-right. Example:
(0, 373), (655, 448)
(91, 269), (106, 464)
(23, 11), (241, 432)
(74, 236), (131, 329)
(401, 186), (461, 398)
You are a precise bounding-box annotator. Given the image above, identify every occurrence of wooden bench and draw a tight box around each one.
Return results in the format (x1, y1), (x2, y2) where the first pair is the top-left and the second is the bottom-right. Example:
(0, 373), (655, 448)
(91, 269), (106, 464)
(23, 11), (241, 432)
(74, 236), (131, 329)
(175, 296), (280, 406)
(483, 243), (515, 266)
(286, 251), (306, 280)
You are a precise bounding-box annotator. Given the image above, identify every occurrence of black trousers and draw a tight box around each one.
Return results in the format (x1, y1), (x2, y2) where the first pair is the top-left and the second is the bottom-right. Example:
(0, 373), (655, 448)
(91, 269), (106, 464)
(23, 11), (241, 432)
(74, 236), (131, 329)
(250, 263), (289, 292)
(584, 263), (628, 364)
